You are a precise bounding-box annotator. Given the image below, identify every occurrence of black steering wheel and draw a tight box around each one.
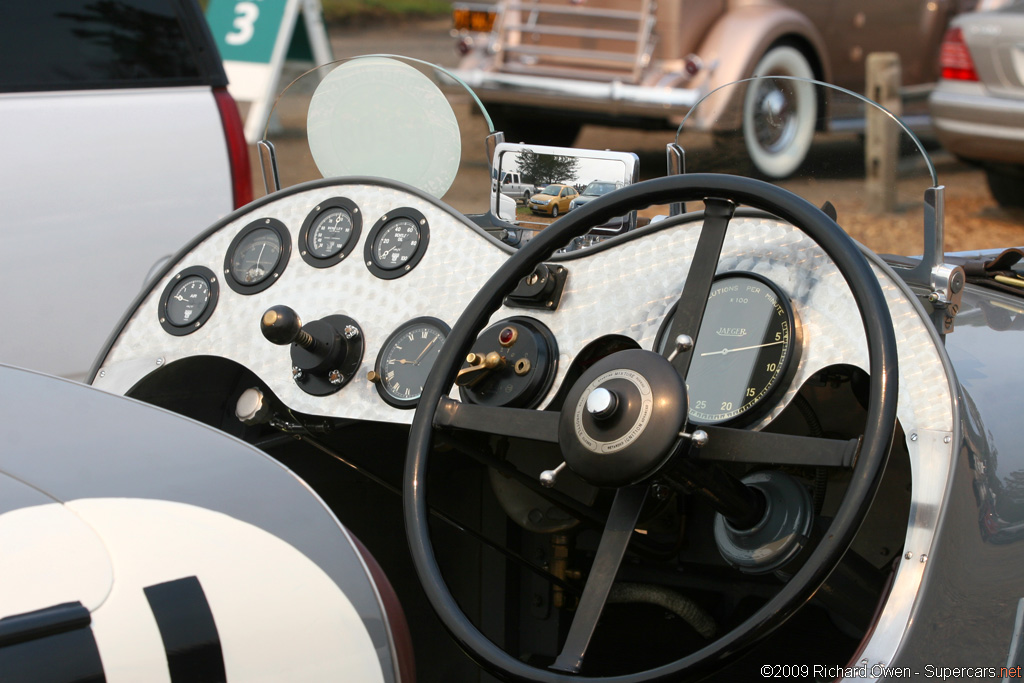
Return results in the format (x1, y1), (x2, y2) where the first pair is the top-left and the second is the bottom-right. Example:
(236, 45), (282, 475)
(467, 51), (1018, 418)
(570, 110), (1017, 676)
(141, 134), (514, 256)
(405, 173), (898, 681)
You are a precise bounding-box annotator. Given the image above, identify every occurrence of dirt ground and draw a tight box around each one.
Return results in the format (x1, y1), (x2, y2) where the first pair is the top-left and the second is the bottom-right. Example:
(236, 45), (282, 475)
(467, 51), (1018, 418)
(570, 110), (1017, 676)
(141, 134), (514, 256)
(247, 18), (1024, 258)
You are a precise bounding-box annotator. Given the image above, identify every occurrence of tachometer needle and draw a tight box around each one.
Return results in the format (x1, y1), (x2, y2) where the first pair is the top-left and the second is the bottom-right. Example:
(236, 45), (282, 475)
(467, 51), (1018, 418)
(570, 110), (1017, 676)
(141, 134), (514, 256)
(701, 340), (784, 357)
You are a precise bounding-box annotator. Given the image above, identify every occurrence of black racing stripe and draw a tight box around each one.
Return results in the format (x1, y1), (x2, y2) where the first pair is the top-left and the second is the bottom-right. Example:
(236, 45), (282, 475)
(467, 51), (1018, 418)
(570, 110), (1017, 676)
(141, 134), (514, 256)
(144, 576), (226, 683)
(0, 602), (104, 682)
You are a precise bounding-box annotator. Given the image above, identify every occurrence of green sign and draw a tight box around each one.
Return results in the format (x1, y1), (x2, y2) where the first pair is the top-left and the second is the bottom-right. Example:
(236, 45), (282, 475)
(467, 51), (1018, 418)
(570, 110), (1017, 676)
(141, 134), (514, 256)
(206, 0), (289, 64)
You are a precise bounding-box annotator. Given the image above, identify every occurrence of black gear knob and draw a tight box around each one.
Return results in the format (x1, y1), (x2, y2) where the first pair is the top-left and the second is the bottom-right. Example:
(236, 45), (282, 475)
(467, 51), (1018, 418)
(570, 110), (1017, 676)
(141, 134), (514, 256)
(261, 305), (314, 349)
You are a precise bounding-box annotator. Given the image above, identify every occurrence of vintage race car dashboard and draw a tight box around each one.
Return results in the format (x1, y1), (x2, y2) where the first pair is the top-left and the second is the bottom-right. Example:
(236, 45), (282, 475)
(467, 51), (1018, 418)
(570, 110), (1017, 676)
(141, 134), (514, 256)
(90, 175), (960, 678)
(93, 176), (952, 436)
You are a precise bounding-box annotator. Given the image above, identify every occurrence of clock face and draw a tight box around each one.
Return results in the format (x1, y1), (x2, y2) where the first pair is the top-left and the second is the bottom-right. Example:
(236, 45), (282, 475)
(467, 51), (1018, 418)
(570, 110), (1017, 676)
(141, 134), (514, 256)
(373, 317), (450, 408)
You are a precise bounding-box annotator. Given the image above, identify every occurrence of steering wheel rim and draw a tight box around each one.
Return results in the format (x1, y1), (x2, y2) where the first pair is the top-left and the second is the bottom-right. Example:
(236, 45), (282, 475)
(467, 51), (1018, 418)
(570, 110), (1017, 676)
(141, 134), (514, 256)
(405, 173), (899, 682)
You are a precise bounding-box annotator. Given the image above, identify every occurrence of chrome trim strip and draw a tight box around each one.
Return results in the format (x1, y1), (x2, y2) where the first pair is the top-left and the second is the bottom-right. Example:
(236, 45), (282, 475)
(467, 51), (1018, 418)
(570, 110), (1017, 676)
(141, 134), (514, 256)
(451, 69), (700, 108)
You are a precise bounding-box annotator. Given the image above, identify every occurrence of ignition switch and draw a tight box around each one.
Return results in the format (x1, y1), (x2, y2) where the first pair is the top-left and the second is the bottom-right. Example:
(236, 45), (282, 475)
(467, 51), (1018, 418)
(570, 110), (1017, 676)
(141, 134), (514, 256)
(456, 316), (558, 409)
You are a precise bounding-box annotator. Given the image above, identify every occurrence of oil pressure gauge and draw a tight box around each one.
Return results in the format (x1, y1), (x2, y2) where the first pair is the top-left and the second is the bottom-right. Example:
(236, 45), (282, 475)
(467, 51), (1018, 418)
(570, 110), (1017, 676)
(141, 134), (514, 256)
(364, 207), (429, 279)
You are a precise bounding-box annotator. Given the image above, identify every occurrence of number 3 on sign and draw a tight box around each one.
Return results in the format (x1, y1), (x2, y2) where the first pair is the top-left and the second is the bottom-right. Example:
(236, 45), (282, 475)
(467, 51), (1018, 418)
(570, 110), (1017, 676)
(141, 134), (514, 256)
(226, 1), (259, 45)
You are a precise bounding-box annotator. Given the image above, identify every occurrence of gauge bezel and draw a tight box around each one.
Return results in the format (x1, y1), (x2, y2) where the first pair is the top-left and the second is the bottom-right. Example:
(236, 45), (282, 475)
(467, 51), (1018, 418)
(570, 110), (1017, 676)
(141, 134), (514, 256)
(654, 271), (800, 426)
(299, 197), (362, 269)
(159, 265), (219, 336)
(373, 316), (451, 409)
(364, 207), (430, 280)
(223, 217), (291, 294)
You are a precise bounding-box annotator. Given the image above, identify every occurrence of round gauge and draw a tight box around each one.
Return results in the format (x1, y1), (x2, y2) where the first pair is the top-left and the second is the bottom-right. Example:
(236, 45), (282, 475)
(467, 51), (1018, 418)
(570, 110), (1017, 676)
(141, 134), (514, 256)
(159, 265), (219, 336)
(224, 218), (291, 294)
(364, 208), (430, 280)
(371, 317), (450, 408)
(300, 197), (362, 268)
(656, 272), (798, 425)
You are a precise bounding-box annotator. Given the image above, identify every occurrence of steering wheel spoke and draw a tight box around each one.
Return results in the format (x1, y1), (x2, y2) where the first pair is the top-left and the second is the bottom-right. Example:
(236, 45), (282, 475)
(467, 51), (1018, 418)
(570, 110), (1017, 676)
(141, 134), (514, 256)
(664, 197), (736, 377)
(550, 484), (649, 674)
(698, 426), (862, 468)
(433, 396), (560, 443)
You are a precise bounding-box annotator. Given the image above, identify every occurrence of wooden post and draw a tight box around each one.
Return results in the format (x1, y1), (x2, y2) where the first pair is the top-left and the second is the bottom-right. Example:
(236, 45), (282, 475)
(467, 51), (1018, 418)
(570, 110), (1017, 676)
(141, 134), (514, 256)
(866, 53), (902, 212)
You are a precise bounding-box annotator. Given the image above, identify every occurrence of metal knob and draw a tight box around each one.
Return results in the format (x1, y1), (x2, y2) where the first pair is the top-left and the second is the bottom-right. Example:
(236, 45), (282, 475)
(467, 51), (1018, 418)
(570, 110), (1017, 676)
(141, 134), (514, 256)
(585, 387), (618, 420)
(666, 334), (694, 362)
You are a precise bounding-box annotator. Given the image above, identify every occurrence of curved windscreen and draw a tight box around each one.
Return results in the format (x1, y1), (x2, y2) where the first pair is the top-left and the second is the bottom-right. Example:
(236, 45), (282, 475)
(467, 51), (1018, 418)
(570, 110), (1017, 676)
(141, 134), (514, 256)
(676, 76), (939, 258)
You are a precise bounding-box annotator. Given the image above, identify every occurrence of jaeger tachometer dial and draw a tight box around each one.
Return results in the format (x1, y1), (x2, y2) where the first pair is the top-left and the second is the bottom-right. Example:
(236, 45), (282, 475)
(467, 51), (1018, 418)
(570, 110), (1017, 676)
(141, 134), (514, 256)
(371, 317), (450, 408)
(658, 273), (798, 425)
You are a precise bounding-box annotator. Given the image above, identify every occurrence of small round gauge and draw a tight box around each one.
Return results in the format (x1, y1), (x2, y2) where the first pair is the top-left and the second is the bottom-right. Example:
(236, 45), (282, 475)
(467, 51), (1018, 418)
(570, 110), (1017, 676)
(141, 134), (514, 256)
(656, 272), (798, 425)
(364, 208), (430, 280)
(159, 265), (219, 336)
(224, 218), (291, 294)
(371, 317), (450, 408)
(300, 197), (362, 268)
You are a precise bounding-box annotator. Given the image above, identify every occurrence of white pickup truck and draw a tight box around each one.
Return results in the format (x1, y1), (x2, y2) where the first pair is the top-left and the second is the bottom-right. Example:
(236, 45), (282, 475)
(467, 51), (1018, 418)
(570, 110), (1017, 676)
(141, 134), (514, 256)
(1, 0), (250, 381)
(497, 170), (538, 203)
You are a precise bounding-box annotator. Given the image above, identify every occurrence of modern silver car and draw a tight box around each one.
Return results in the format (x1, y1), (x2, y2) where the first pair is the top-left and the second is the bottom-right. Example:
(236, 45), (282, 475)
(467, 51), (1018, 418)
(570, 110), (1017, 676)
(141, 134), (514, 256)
(930, 1), (1024, 207)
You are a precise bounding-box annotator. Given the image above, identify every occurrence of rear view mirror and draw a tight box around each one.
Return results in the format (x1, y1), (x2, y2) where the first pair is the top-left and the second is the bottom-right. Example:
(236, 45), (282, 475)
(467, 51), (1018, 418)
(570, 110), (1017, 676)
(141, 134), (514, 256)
(492, 143), (639, 247)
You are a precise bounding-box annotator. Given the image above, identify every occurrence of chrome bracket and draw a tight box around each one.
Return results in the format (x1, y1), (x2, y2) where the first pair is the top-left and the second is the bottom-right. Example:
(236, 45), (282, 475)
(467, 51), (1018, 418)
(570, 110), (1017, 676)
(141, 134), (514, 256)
(894, 185), (964, 334)
(257, 139), (281, 195)
(665, 142), (686, 216)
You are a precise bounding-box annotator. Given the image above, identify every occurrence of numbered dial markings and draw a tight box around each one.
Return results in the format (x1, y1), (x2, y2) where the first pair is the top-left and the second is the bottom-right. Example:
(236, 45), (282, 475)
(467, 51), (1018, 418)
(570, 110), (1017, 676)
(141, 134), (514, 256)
(659, 273), (798, 425)
(300, 198), (362, 268)
(159, 266), (218, 336)
(166, 277), (210, 326)
(224, 218), (290, 294)
(364, 208), (429, 279)
(373, 318), (450, 408)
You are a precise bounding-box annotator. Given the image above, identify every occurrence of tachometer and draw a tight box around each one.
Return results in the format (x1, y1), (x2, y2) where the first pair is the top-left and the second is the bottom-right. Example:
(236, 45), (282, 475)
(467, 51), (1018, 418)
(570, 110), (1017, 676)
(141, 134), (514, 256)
(657, 272), (798, 425)
(300, 197), (361, 268)
(369, 317), (450, 408)
(224, 218), (291, 294)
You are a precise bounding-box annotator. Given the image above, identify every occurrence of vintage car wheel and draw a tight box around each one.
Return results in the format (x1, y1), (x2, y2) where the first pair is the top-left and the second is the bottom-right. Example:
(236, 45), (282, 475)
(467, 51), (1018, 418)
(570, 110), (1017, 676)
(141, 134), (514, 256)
(742, 46), (817, 179)
(406, 174), (898, 681)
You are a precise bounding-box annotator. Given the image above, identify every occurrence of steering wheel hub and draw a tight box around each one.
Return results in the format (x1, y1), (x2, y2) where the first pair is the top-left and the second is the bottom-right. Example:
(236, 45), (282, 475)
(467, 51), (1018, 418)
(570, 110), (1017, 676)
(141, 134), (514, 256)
(558, 349), (687, 487)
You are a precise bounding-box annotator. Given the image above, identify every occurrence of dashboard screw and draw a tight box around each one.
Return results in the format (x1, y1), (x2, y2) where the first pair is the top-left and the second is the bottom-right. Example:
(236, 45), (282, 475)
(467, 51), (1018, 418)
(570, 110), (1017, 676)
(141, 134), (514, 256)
(292, 366), (303, 380)
(904, 551), (913, 560)
(329, 369), (343, 385)
(343, 325), (359, 340)
(910, 433), (918, 441)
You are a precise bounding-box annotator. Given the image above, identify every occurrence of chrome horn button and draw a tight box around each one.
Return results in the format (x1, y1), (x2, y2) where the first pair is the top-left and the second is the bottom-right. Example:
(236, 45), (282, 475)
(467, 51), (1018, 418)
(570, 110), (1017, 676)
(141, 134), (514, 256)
(558, 349), (688, 487)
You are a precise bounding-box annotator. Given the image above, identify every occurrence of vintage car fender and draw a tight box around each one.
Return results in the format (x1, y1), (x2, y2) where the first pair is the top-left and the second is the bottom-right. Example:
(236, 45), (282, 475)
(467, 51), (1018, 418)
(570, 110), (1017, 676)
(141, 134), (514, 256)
(0, 365), (412, 683)
(685, 3), (831, 129)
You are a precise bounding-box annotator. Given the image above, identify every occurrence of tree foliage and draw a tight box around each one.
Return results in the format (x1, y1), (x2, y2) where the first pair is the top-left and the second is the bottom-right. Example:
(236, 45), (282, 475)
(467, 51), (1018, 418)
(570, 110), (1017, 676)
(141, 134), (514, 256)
(517, 151), (580, 187)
